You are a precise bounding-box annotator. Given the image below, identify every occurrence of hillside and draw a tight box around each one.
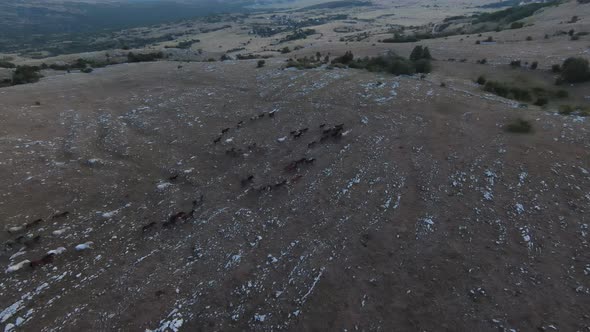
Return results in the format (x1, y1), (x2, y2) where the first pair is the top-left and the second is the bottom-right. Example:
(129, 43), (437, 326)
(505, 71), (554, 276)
(0, 0), (589, 331)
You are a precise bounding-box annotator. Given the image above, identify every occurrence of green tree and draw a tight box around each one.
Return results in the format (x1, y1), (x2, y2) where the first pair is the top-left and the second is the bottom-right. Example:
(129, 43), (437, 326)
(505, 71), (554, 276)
(409, 46), (424, 61)
(422, 47), (432, 60)
(414, 59), (432, 73)
(561, 57), (590, 83)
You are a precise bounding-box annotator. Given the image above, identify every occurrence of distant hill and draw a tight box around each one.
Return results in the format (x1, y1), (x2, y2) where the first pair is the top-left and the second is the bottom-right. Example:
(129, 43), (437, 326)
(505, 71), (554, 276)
(0, 0), (249, 40)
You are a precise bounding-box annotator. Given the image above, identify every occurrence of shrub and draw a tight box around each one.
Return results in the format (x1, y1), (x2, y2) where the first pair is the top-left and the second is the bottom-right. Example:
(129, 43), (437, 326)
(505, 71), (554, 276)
(422, 47), (432, 59)
(388, 58), (415, 75)
(505, 118), (532, 133)
(350, 52), (416, 75)
(476, 75), (487, 85)
(474, 2), (557, 24)
(410, 46), (432, 61)
(257, 60), (266, 68)
(12, 65), (43, 85)
(414, 59), (432, 73)
(0, 61), (16, 69)
(381, 33), (419, 43)
(285, 56), (322, 70)
(477, 58), (487, 64)
(281, 29), (316, 43)
(511, 22), (524, 29)
(533, 97), (548, 106)
(483, 80), (531, 101)
(555, 89), (568, 98)
(551, 64), (561, 73)
(559, 105), (574, 115)
(331, 51), (354, 65)
(410, 46), (424, 61)
(560, 57), (590, 83)
(530, 61), (538, 70)
(81, 67), (93, 73)
(526, 36), (533, 41)
(127, 52), (164, 63)
(49, 63), (70, 71)
(510, 60), (521, 67)
(281, 47), (291, 54)
(220, 54), (232, 61)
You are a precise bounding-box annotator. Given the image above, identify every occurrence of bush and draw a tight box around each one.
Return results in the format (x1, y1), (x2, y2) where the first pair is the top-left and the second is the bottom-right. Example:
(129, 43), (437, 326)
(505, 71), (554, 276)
(281, 47), (291, 54)
(0, 61), (16, 69)
(12, 65), (43, 85)
(555, 89), (568, 98)
(257, 60), (266, 68)
(474, 2), (557, 24)
(414, 59), (432, 73)
(477, 58), (487, 64)
(510, 60), (521, 67)
(560, 57), (590, 83)
(559, 105), (574, 115)
(331, 51), (354, 65)
(285, 56), (322, 70)
(533, 97), (548, 106)
(81, 67), (93, 73)
(348, 52), (416, 75)
(476, 75), (487, 85)
(505, 118), (532, 133)
(530, 61), (538, 70)
(483, 80), (531, 101)
(127, 52), (164, 63)
(551, 64), (561, 73)
(280, 29), (316, 43)
(526, 36), (533, 41)
(511, 22), (524, 29)
(410, 46), (432, 61)
(381, 33), (419, 43)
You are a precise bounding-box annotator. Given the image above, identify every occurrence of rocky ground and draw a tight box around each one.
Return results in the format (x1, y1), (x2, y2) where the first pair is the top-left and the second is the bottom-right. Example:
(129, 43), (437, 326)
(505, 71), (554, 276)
(0, 58), (588, 331)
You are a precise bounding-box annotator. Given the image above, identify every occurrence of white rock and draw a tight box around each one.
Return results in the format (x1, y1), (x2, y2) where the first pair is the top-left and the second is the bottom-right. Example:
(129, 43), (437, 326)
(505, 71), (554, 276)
(101, 210), (119, 218)
(515, 203), (525, 214)
(6, 260), (30, 273)
(156, 182), (172, 190)
(52, 228), (67, 236)
(75, 242), (94, 251)
(47, 247), (66, 255)
(7, 226), (23, 233)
